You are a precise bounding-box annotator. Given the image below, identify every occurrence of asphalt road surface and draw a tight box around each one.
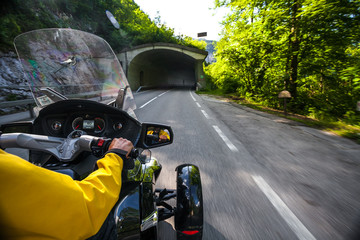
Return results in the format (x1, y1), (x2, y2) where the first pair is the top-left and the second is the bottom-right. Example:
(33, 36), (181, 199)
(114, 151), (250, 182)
(2, 88), (359, 239)
(134, 89), (360, 240)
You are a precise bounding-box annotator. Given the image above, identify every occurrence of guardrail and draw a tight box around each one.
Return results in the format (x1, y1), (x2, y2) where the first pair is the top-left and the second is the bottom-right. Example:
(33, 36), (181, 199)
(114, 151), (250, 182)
(0, 84), (131, 118)
(0, 99), (36, 118)
(0, 99), (35, 109)
(0, 86), (110, 118)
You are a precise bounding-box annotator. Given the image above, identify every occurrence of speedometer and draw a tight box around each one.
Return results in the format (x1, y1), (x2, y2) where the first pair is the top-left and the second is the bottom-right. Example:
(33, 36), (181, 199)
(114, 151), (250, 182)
(94, 118), (105, 133)
(72, 117), (83, 130)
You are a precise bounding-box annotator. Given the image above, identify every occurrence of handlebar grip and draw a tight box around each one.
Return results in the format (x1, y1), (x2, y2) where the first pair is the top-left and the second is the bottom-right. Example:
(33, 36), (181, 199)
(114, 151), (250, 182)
(89, 137), (112, 157)
(90, 137), (138, 159)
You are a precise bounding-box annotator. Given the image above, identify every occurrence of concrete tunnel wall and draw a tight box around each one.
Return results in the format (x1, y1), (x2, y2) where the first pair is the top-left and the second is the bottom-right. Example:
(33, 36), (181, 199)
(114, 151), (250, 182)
(117, 43), (208, 91)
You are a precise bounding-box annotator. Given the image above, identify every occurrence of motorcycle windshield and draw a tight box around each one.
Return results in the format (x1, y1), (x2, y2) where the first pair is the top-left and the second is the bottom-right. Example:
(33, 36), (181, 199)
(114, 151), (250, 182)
(13, 28), (136, 117)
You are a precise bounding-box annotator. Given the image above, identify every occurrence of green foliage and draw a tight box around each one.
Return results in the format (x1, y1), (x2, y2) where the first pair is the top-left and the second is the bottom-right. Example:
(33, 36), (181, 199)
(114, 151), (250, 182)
(178, 36), (207, 50)
(0, 14), (22, 49)
(209, 0), (360, 123)
(0, 0), (205, 52)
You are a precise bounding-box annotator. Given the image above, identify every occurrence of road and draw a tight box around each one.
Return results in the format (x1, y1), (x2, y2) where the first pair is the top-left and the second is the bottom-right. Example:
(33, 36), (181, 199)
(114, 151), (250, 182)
(1, 88), (359, 239)
(134, 89), (360, 240)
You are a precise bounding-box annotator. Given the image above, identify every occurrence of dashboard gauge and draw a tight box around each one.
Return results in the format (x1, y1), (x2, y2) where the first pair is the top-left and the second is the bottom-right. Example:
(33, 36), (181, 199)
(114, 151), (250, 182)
(94, 118), (105, 133)
(72, 117), (83, 130)
(113, 122), (123, 131)
(51, 121), (62, 131)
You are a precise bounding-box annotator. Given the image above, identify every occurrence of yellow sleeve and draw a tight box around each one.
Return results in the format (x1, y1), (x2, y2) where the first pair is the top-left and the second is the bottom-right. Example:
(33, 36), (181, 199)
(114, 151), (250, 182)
(0, 149), (123, 240)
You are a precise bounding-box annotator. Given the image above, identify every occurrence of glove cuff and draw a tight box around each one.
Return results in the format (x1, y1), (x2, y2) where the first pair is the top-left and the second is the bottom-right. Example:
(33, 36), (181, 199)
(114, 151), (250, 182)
(106, 149), (129, 159)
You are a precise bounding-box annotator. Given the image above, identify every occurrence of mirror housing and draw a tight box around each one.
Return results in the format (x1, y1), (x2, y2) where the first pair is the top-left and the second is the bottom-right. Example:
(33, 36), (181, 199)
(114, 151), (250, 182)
(138, 123), (173, 149)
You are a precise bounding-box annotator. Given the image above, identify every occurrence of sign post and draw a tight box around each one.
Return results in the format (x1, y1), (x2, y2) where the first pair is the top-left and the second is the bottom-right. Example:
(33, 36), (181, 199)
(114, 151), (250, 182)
(278, 90), (292, 115)
(197, 32), (207, 38)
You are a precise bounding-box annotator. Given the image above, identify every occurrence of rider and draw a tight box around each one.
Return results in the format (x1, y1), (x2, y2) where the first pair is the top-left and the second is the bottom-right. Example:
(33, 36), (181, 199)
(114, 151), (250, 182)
(147, 127), (170, 143)
(0, 137), (133, 240)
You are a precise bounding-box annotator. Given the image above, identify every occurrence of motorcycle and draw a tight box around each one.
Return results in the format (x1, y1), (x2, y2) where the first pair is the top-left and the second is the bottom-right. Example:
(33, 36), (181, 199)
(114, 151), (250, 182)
(0, 28), (203, 239)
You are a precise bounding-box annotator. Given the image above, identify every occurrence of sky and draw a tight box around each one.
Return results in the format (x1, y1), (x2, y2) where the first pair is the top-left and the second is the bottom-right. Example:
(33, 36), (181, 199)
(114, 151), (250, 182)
(134, 0), (228, 41)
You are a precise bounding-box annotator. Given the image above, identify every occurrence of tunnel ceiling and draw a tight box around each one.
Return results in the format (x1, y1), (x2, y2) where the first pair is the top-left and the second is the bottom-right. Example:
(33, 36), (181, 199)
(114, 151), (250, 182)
(134, 49), (196, 69)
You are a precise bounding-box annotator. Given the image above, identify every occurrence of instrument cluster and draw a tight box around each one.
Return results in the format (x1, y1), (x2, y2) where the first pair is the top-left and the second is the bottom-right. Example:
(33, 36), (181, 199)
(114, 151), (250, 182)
(71, 116), (106, 133)
(45, 113), (124, 138)
(33, 100), (141, 144)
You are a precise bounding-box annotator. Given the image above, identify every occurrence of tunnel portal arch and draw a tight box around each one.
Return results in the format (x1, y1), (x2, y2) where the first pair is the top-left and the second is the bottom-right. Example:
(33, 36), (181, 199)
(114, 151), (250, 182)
(117, 43), (208, 90)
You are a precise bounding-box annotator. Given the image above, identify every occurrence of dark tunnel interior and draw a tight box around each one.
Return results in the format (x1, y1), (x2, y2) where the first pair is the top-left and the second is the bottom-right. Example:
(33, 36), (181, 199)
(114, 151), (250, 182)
(128, 49), (197, 90)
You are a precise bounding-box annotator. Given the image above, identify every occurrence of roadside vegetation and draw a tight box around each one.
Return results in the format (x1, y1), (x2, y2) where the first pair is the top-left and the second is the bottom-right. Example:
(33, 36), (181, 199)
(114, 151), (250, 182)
(0, 0), (206, 53)
(201, 0), (360, 143)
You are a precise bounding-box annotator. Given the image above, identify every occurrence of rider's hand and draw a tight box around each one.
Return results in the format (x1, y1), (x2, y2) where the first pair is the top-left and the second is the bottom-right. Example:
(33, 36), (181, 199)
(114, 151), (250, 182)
(159, 135), (168, 142)
(108, 138), (133, 158)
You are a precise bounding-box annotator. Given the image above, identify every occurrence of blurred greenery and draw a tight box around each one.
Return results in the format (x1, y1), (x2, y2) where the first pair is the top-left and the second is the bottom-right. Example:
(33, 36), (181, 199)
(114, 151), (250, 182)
(0, 0), (206, 52)
(207, 0), (360, 125)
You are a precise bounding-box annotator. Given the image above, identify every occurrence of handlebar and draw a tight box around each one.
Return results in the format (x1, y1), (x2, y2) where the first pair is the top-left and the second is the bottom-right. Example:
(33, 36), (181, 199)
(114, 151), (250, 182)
(0, 133), (139, 162)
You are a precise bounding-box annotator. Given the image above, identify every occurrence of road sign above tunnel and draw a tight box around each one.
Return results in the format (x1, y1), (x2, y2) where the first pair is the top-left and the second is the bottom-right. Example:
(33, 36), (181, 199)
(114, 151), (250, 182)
(197, 32), (207, 37)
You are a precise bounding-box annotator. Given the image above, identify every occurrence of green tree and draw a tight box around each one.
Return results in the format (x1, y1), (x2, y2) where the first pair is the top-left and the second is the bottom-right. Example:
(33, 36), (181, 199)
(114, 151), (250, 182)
(0, 0), (205, 52)
(210, 0), (360, 119)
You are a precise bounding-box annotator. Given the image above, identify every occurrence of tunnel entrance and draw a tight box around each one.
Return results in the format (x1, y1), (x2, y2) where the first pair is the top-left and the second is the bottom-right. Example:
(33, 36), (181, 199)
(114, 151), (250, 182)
(129, 49), (196, 89)
(117, 43), (208, 91)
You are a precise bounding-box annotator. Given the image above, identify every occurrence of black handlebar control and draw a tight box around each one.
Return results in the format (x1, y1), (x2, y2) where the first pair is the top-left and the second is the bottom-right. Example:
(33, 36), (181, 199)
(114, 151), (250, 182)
(90, 137), (139, 161)
(91, 137), (112, 157)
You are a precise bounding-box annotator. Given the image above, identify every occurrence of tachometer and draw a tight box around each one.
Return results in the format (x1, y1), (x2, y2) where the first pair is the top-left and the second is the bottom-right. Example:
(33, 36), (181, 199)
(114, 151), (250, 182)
(94, 117), (105, 133)
(72, 117), (83, 130)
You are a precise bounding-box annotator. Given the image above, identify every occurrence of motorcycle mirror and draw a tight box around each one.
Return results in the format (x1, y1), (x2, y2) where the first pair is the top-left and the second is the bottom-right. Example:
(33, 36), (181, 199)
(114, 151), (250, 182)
(138, 123), (173, 149)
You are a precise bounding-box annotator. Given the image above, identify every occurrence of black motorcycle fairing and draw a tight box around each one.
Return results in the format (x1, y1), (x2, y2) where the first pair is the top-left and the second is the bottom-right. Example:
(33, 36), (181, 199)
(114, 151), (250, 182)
(0, 122), (33, 134)
(140, 181), (158, 239)
(36, 152), (98, 180)
(25, 99), (142, 176)
(175, 164), (203, 239)
(32, 99), (142, 143)
(115, 182), (142, 239)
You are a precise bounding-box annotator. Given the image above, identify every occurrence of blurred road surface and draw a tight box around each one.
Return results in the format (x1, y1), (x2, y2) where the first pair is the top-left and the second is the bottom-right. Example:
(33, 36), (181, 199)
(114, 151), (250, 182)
(2, 88), (359, 239)
(134, 89), (360, 240)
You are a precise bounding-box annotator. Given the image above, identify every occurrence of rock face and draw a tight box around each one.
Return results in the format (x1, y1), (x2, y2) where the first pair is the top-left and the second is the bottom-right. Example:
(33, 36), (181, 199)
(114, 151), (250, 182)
(0, 52), (32, 114)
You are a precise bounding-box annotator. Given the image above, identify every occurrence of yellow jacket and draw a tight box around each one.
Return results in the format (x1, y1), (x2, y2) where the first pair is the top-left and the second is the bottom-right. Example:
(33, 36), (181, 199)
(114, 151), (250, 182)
(0, 149), (123, 240)
(147, 130), (170, 140)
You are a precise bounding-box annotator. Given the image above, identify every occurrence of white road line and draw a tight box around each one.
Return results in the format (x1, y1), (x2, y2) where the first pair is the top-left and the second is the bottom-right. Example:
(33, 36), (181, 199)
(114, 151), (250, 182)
(190, 92), (196, 101)
(212, 125), (239, 152)
(139, 90), (170, 109)
(158, 90), (170, 97)
(201, 110), (210, 119)
(252, 175), (317, 240)
(139, 97), (157, 109)
(196, 102), (201, 108)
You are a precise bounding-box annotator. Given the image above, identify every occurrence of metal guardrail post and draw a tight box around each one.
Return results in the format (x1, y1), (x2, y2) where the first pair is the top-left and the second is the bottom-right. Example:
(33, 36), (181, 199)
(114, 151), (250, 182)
(28, 104), (35, 118)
